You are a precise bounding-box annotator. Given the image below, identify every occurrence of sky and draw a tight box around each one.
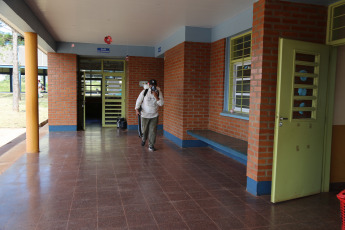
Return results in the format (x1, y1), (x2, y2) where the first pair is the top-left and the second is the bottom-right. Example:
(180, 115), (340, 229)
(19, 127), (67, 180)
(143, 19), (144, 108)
(0, 21), (12, 34)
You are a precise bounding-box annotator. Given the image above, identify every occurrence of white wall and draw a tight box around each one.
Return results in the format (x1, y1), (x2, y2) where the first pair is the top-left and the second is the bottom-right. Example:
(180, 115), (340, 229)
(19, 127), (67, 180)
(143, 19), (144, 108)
(0, 45), (47, 67)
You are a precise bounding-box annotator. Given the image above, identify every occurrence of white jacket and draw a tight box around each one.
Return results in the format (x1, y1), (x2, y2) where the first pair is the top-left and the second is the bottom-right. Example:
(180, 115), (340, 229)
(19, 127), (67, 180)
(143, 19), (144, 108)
(135, 87), (164, 118)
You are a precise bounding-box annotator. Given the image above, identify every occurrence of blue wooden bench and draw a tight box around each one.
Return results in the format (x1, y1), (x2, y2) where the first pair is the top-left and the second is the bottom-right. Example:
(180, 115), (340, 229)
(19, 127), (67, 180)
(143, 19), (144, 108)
(187, 130), (247, 165)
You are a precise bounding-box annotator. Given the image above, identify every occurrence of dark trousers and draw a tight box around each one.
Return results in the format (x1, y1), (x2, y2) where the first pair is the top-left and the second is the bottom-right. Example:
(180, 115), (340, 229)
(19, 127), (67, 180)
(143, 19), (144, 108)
(141, 116), (158, 148)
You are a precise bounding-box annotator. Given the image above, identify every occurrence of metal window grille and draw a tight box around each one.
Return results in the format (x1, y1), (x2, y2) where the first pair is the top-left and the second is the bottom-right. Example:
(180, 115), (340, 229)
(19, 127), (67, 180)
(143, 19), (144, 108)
(229, 32), (252, 114)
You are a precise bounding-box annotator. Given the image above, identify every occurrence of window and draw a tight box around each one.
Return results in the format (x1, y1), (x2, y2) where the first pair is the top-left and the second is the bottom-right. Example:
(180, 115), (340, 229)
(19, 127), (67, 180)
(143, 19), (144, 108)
(327, 0), (345, 46)
(85, 73), (102, 97)
(229, 32), (252, 114)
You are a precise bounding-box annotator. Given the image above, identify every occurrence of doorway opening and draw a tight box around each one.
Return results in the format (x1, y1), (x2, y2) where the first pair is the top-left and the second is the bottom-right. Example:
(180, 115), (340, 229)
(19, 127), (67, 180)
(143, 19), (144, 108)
(77, 58), (126, 130)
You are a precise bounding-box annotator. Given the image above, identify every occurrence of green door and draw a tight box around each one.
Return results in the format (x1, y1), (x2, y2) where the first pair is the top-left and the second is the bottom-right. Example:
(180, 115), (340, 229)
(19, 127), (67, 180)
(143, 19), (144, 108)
(102, 72), (125, 127)
(82, 72), (86, 130)
(77, 71), (86, 131)
(271, 38), (330, 203)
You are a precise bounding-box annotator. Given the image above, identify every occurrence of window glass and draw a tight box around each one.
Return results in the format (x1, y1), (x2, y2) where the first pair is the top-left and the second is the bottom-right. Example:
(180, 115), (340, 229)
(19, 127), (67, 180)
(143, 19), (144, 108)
(228, 32), (252, 114)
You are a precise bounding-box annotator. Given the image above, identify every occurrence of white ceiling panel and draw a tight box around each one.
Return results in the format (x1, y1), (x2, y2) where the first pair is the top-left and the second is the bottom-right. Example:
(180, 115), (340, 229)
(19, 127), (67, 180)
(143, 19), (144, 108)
(24, 0), (257, 46)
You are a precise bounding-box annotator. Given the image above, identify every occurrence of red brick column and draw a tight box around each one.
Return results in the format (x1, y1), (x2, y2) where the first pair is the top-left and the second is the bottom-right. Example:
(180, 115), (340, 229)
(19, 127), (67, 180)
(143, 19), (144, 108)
(47, 53), (77, 131)
(183, 42), (211, 139)
(247, 0), (327, 195)
(164, 43), (185, 140)
(126, 56), (164, 129)
(164, 42), (211, 145)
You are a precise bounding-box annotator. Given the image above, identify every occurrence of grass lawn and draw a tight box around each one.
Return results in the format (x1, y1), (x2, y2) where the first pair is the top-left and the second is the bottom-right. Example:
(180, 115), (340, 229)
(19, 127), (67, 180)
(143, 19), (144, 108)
(0, 93), (48, 128)
(0, 79), (26, 92)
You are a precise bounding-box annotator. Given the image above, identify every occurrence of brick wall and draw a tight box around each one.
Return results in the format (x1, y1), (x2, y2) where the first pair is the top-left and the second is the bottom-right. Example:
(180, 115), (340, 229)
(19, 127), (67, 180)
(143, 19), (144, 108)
(183, 42), (211, 139)
(126, 56), (164, 126)
(247, 0), (328, 182)
(47, 53), (77, 126)
(208, 39), (249, 141)
(164, 42), (212, 140)
(164, 43), (185, 139)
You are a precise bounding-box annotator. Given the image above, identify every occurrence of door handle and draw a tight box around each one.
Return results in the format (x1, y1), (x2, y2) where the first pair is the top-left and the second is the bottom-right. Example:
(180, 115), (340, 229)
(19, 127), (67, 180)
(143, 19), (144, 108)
(279, 117), (288, 127)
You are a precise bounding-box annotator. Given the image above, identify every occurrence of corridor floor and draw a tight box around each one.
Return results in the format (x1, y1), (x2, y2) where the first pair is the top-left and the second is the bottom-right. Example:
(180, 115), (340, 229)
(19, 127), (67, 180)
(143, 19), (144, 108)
(0, 125), (342, 230)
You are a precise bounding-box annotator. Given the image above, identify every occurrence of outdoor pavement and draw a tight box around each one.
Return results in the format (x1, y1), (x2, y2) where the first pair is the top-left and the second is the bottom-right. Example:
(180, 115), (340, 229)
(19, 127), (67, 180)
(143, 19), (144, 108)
(0, 128), (26, 148)
(0, 125), (49, 175)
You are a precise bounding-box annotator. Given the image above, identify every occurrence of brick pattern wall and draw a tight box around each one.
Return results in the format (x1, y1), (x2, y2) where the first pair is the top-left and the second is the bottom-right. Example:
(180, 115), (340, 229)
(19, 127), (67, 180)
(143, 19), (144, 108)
(48, 53), (77, 126)
(247, 0), (328, 182)
(164, 43), (185, 139)
(164, 42), (212, 140)
(126, 56), (164, 126)
(183, 42), (211, 140)
(208, 39), (249, 141)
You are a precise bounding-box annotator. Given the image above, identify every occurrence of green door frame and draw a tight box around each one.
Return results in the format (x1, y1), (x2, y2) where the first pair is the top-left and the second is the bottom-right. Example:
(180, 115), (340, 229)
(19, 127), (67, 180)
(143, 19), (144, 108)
(78, 58), (126, 128)
(322, 46), (337, 192)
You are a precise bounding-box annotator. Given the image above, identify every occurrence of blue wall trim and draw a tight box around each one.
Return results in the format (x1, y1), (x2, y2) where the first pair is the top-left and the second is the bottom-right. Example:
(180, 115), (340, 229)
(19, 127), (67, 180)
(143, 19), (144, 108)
(49, 125), (77, 132)
(163, 130), (208, 148)
(57, 42), (155, 57)
(155, 8), (253, 57)
(155, 27), (186, 57)
(220, 111), (250, 120)
(246, 177), (272, 196)
(185, 27), (212, 43)
(211, 6), (253, 42)
(164, 130), (183, 147)
(128, 124), (163, 130)
(127, 125), (137, 130)
(187, 130), (247, 165)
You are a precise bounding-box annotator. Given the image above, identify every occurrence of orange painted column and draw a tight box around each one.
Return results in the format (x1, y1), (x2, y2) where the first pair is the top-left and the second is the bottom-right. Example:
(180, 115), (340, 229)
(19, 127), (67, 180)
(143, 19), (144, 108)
(25, 32), (39, 153)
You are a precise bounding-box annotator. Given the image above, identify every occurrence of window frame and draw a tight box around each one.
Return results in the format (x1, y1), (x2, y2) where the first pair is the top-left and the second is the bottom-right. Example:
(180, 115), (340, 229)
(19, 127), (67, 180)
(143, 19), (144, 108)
(228, 31), (252, 115)
(327, 0), (345, 46)
(85, 72), (102, 97)
(231, 60), (251, 113)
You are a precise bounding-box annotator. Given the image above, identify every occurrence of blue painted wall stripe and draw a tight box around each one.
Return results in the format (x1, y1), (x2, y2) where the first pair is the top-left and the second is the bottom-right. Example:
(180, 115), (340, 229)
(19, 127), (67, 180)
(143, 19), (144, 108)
(57, 42), (155, 57)
(211, 6), (253, 42)
(246, 177), (272, 196)
(164, 130), (183, 147)
(187, 130), (247, 165)
(49, 125), (77, 132)
(185, 27), (212, 43)
(163, 130), (208, 148)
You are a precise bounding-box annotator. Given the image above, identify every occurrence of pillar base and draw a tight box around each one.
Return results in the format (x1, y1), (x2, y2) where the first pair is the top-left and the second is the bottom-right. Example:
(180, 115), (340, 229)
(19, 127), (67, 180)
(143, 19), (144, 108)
(246, 177), (271, 196)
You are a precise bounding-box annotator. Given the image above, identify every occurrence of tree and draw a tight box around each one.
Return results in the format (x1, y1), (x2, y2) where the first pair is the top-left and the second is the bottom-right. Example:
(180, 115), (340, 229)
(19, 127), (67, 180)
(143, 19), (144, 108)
(0, 33), (12, 46)
(12, 29), (20, 111)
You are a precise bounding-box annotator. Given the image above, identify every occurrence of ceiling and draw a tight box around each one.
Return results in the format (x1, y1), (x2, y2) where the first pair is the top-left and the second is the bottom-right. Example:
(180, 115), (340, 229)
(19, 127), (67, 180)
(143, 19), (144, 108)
(23, 0), (258, 47)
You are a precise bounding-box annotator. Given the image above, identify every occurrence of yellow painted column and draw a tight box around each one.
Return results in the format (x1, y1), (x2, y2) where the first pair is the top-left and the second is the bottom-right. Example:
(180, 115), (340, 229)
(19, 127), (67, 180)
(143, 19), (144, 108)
(25, 32), (39, 153)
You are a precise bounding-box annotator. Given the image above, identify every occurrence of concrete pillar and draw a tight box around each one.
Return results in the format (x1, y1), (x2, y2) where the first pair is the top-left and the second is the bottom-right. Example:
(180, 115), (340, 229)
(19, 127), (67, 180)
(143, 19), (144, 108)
(9, 68), (13, 92)
(25, 32), (39, 153)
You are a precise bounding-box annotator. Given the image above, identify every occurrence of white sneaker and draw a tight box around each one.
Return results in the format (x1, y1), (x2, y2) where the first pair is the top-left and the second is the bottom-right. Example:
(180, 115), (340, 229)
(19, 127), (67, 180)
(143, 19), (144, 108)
(148, 147), (155, 152)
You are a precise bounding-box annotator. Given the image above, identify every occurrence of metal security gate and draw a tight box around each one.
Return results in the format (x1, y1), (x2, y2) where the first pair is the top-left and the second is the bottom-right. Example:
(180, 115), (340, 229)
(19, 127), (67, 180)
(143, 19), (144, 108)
(78, 59), (125, 128)
(102, 60), (125, 127)
(102, 73), (125, 127)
